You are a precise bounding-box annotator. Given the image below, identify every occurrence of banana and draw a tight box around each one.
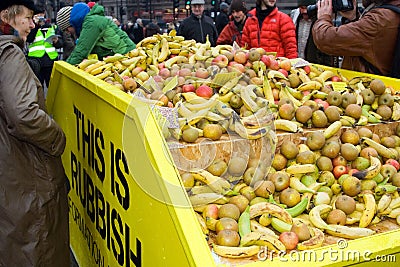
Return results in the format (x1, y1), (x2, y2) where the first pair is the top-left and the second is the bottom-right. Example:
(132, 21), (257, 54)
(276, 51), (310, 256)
(218, 74), (242, 95)
(298, 69), (312, 82)
(90, 63), (113, 75)
(190, 185), (215, 195)
(240, 231), (286, 252)
(375, 184), (399, 196)
(241, 108), (274, 129)
(352, 156), (382, 180)
(136, 36), (158, 47)
(303, 182), (327, 210)
(121, 56), (143, 67)
(249, 202), (293, 224)
(359, 193), (376, 228)
(164, 55), (188, 68)
(274, 119), (301, 133)
(289, 176), (316, 193)
(238, 206), (251, 238)
(360, 137), (397, 159)
(158, 37), (170, 62)
(205, 216), (218, 231)
(263, 76), (275, 104)
(309, 65), (323, 76)
(189, 193), (229, 207)
(388, 207), (400, 218)
(297, 227), (325, 250)
(267, 70), (288, 80)
(184, 95), (218, 111)
(103, 53), (126, 63)
(230, 114), (269, 140)
(205, 111), (225, 122)
(356, 115), (369, 126)
(168, 41), (181, 49)
(217, 91), (234, 103)
(195, 212), (209, 235)
(340, 115), (356, 126)
(215, 101), (234, 117)
(377, 194), (392, 214)
(346, 210), (363, 225)
(94, 70), (111, 80)
(318, 70), (336, 81)
(84, 60), (105, 73)
(241, 85), (260, 112)
(77, 58), (99, 69)
(286, 164), (318, 175)
(277, 83), (302, 108)
(250, 220), (279, 238)
(285, 86), (304, 100)
(297, 81), (322, 91)
(325, 224), (375, 239)
(189, 168), (231, 195)
(323, 121), (342, 139)
(309, 204), (334, 230)
(285, 197), (309, 217)
(270, 217), (292, 233)
(392, 102), (400, 121)
(212, 244), (260, 259)
(389, 197), (400, 210)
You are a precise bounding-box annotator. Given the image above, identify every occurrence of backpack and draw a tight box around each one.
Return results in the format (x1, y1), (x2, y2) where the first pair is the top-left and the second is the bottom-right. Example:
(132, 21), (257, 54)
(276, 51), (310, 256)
(363, 4), (400, 78)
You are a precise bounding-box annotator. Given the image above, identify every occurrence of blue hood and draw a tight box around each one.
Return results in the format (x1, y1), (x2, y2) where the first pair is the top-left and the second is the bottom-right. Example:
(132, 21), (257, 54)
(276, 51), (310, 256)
(70, 2), (90, 37)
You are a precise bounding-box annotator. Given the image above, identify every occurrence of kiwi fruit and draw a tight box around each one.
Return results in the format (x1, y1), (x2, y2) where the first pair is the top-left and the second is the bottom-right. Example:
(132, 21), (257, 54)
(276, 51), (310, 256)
(335, 195), (356, 214)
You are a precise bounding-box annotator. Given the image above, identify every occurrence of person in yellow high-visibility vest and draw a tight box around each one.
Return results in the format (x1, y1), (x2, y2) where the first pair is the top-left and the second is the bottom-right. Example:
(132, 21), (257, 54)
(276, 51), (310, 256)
(27, 16), (63, 88)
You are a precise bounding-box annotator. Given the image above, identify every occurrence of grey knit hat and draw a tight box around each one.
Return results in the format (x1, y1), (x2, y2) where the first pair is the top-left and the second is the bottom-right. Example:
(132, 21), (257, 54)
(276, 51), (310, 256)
(56, 6), (72, 31)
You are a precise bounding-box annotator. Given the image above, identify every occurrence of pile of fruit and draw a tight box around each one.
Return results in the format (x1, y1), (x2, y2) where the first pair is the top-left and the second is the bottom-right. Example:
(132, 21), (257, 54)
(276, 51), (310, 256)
(182, 124), (400, 260)
(73, 31), (400, 262)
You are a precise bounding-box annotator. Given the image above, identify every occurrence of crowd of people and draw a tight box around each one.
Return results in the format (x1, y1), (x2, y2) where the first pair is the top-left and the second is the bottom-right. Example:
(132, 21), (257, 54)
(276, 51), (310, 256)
(0, 0), (399, 265)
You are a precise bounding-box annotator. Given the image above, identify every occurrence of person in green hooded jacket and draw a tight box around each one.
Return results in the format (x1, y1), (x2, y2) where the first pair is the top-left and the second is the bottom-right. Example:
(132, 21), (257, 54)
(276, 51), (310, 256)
(64, 2), (135, 65)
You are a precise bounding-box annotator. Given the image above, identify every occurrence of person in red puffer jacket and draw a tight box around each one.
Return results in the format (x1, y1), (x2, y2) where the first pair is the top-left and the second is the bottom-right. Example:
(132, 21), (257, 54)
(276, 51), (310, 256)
(242, 0), (298, 58)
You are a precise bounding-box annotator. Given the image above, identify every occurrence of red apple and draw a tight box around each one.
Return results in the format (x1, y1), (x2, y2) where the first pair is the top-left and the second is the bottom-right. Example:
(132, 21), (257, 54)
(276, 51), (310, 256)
(182, 84), (196, 93)
(303, 65), (311, 74)
(196, 85), (213, 98)
(212, 54), (229, 68)
(332, 155), (348, 167)
(348, 169), (359, 176)
(202, 204), (219, 220)
(158, 62), (165, 70)
(278, 68), (289, 78)
(303, 90), (311, 96)
(333, 165), (348, 179)
(195, 68), (210, 79)
(159, 68), (171, 79)
(260, 55), (271, 67)
(228, 63), (245, 73)
(279, 59), (292, 71)
(269, 59), (280, 70)
(386, 159), (400, 171)
(233, 50), (248, 64)
(314, 99), (330, 110)
(331, 76), (342, 82)
(279, 231), (299, 250)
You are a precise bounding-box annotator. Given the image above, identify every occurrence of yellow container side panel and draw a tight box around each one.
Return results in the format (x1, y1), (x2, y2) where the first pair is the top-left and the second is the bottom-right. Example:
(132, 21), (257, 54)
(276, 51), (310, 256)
(47, 62), (215, 267)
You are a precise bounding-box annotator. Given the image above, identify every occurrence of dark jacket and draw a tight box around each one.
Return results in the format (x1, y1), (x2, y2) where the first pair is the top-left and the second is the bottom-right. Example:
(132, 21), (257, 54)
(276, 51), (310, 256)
(216, 14), (250, 46)
(215, 10), (230, 34)
(313, 0), (400, 75)
(0, 34), (69, 266)
(178, 13), (219, 46)
(291, 8), (335, 66)
(67, 4), (136, 65)
(242, 7), (297, 58)
(60, 29), (76, 60)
